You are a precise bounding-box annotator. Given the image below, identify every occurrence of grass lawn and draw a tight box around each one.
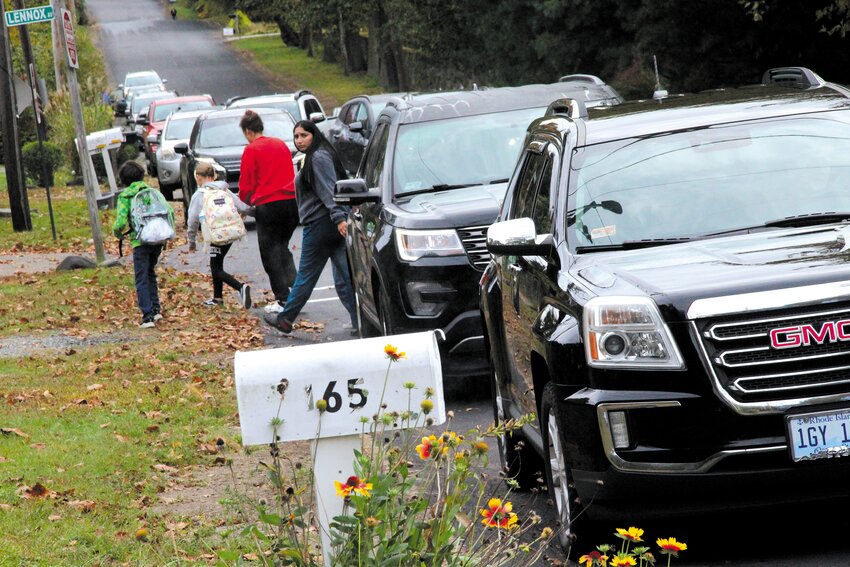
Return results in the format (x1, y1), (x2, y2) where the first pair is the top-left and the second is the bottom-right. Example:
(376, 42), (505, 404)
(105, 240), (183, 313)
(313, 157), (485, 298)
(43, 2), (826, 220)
(230, 37), (382, 110)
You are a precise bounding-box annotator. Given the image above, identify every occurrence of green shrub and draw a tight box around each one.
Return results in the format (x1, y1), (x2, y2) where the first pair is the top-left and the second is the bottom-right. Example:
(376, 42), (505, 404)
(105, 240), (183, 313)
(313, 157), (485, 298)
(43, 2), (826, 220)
(21, 140), (64, 187)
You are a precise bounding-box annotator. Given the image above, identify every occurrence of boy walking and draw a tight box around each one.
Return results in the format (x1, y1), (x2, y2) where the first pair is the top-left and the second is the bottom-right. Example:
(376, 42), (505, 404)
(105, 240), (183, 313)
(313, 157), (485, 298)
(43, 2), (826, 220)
(112, 161), (175, 328)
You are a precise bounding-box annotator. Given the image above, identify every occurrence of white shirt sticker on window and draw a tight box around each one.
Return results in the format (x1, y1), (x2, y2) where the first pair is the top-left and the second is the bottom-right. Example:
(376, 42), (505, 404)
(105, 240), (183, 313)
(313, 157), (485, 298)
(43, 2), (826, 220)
(590, 225), (616, 240)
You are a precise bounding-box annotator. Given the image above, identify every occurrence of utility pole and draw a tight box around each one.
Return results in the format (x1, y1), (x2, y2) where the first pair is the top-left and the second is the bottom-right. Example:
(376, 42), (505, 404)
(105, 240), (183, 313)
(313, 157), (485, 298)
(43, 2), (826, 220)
(57, 7), (105, 264)
(0, 2), (32, 231)
(50, 0), (63, 94)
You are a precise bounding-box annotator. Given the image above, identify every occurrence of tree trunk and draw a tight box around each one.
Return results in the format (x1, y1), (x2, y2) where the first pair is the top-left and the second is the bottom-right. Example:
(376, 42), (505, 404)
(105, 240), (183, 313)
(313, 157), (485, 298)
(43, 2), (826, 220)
(367, 8), (381, 80)
(338, 8), (350, 75)
(274, 15), (300, 46)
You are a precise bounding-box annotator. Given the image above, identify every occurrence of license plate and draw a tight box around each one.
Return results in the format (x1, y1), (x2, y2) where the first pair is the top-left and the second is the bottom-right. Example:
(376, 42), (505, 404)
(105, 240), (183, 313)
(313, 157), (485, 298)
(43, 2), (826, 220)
(786, 408), (850, 461)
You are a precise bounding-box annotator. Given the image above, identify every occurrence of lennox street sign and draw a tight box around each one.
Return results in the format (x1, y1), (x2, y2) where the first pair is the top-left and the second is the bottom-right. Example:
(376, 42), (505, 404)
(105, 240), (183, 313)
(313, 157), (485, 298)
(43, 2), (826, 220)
(4, 5), (53, 27)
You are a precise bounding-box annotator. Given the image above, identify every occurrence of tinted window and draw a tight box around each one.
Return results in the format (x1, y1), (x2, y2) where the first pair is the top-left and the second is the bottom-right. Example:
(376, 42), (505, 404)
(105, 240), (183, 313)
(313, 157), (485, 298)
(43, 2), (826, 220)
(531, 156), (555, 234)
(363, 123), (389, 187)
(303, 98), (323, 117)
(153, 99), (212, 121)
(512, 150), (547, 221)
(164, 116), (198, 140)
(197, 113), (296, 148)
(393, 107), (541, 196)
(125, 73), (160, 87)
(132, 92), (174, 114)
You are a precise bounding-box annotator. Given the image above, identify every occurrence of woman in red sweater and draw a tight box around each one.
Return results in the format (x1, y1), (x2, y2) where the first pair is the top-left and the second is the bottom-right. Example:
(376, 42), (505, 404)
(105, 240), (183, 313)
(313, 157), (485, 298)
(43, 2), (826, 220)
(238, 110), (298, 312)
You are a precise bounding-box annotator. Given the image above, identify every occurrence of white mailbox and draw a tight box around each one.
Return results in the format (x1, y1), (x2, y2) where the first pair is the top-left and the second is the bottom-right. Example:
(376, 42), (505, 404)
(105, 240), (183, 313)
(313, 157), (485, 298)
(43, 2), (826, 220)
(85, 127), (123, 153)
(234, 331), (446, 566)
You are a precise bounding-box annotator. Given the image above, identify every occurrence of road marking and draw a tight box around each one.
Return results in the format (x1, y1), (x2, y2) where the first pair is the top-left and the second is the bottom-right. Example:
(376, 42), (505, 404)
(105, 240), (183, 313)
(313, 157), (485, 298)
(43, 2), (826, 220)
(314, 285), (334, 291)
(306, 297), (340, 304)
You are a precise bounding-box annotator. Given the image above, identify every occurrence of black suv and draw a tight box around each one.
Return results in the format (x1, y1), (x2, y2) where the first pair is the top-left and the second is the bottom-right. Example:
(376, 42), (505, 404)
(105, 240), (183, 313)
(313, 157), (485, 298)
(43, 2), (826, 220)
(480, 67), (850, 554)
(334, 81), (623, 389)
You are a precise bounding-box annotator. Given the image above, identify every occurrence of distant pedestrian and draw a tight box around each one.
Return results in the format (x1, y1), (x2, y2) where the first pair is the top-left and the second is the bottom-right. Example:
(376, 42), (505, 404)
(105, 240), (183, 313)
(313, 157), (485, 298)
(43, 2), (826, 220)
(112, 161), (174, 328)
(238, 109), (299, 314)
(263, 119), (357, 335)
(170, 7), (177, 19)
(187, 162), (254, 308)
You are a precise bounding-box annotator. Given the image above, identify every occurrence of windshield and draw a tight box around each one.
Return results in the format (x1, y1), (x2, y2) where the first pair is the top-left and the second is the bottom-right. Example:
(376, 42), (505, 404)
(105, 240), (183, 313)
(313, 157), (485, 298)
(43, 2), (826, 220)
(197, 113), (296, 148)
(126, 74), (160, 88)
(569, 114), (850, 248)
(233, 100), (299, 120)
(164, 116), (198, 140)
(392, 107), (541, 196)
(133, 93), (172, 114)
(153, 100), (212, 121)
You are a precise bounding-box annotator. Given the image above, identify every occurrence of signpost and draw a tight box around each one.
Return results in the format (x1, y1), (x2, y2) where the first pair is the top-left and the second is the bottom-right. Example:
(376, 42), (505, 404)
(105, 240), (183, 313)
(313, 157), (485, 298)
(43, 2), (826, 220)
(235, 331), (446, 566)
(4, 5), (53, 27)
(60, 8), (77, 69)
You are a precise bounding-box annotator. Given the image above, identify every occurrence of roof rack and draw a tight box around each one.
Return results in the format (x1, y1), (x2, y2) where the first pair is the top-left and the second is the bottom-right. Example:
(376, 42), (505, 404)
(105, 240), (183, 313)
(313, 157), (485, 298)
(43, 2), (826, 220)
(761, 67), (824, 89)
(545, 98), (587, 119)
(295, 89), (312, 98)
(558, 74), (606, 86)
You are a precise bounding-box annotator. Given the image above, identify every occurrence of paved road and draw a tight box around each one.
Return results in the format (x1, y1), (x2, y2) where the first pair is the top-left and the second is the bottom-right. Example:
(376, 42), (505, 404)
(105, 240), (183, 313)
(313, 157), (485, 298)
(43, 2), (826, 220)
(84, 2), (850, 566)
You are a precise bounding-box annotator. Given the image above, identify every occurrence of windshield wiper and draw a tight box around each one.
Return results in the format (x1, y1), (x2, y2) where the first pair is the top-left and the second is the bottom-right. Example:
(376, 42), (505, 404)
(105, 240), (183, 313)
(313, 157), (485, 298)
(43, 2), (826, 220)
(397, 183), (479, 198)
(575, 237), (692, 253)
(762, 212), (850, 228)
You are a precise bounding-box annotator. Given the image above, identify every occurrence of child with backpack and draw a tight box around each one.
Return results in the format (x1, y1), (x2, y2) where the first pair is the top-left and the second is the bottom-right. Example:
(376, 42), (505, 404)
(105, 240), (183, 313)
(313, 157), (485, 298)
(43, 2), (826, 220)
(186, 162), (254, 308)
(112, 160), (176, 328)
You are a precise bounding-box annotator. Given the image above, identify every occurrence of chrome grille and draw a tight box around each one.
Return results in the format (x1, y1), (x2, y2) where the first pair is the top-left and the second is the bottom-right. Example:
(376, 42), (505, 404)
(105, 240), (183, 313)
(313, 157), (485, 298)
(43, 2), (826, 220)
(457, 225), (490, 271)
(694, 304), (850, 403)
(217, 158), (242, 172)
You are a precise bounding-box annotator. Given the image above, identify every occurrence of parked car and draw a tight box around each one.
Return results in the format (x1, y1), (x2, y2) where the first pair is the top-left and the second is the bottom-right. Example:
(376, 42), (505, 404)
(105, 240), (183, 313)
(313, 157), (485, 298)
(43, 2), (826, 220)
(557, 73), (624, 104)
(225, 90), (326, 124)
(174, 107), (297, 219)
(324, 92), (411, 175)
(333, 81), (624, 392)
(119, 70), (166, 100)
(480, 66), (850, 555)
(141, 94), (216, 175)
(123, 90), (177, 145)
(155, 107), (220, 200)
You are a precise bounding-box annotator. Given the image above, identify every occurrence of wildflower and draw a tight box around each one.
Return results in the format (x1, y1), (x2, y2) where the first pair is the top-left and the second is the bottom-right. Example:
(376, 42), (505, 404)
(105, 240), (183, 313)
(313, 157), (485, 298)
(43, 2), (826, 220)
(384, 344), (406, 361)
(416, 435), (438, 459)
(540, 526), (553, 539)
(578, 550), (608, 567)
(403, 381), (416, 389)
(656, 537), (687, 556)
(615, 527), (644, 543)
(480, 497), (518, 529)
(334, 475), (373, 498)
(440, 431), (462, 448)
(610, 553), (637, 566)
(424, 387), (434, 398)
(315, 399), (328, 412)
(420, 399), (434, 414)
(365, 516), (382, 527)
(472, 440), (489, 455)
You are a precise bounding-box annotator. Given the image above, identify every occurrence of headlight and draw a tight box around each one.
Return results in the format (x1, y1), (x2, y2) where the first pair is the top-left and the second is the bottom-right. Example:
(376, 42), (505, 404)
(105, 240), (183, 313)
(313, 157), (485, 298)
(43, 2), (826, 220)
(395, 228), (465, 262)
(196, 157), (227, 177)
(160, 148), (176, 161)
(583, 296), (685, 369)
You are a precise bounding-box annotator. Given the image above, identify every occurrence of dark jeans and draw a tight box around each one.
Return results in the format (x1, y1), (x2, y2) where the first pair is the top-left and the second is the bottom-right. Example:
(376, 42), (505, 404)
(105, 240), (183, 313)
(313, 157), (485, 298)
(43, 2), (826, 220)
(280, 216), (356, 327)
(255, 199), (298, 302)
(210, 243), (242, 299)
(132, 244), (163, 318)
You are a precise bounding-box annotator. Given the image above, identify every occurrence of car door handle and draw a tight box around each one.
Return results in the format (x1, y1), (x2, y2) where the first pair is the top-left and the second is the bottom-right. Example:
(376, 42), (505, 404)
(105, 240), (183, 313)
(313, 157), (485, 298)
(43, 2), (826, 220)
(352, 210), (362, 221)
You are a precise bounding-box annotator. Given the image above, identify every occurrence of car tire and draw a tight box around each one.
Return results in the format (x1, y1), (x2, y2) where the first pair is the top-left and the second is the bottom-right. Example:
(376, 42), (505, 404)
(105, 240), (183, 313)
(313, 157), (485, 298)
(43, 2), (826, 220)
(491, 365), (542, 490)
(356, 292), (379, 338)
(541, 381), (592, 556)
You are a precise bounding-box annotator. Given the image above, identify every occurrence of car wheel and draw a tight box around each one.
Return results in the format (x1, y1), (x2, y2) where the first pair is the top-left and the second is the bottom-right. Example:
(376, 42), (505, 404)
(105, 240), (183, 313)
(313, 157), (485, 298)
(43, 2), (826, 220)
(356, 292), (379, 338)
(541, 382), (589, 556)
(376, 283), (394, 336)
(491, 365), (541, 490)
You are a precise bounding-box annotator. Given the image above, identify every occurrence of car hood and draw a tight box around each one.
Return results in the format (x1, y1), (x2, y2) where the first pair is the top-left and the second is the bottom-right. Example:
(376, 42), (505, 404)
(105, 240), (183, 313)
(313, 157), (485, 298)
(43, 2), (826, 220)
(571, 224), (850, 320)
(387, 182), (507, 229)
(194, 145), (247, 161)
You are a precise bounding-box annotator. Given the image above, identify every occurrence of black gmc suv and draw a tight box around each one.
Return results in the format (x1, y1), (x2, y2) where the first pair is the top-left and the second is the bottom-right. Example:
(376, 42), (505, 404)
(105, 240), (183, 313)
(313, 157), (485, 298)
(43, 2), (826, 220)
(334, 81), (623, 391)
(480, 67), (850, 555)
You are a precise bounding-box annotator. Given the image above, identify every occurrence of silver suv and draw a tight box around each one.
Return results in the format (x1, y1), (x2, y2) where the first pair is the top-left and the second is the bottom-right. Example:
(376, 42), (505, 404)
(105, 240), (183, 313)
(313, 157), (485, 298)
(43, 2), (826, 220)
(225, 90), (326, 124)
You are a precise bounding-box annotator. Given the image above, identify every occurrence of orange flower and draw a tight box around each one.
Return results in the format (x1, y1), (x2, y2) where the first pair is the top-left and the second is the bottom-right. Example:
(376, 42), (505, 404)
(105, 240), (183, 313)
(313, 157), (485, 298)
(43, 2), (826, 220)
(578, 550), (608, 566)
(615, 526), (644, 543)
(334, 475), (373, 498)
(610, 555), (637, 567)
(657, 537), (687, 556)
(480, 497), (518, 529)
(384, 344), (406, 361)
(416, 435), (437, 459)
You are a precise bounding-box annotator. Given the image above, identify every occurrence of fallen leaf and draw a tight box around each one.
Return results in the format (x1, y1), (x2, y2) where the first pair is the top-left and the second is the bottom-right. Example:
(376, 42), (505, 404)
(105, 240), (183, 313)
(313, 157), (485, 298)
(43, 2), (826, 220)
(48, 514), (62, 521)
(114, 434), (127, 443)
(29, 443), (46, 450)
(86, 384), (104, 391)
(19, 483), (58, 499)
(152, 463), (177, 473)
(243, 553), (260, 561)
(0, 503), (11, 510)
(145, 424), (160, 433)
(1, 428), (29, 439)
(67, 500), (96, 512)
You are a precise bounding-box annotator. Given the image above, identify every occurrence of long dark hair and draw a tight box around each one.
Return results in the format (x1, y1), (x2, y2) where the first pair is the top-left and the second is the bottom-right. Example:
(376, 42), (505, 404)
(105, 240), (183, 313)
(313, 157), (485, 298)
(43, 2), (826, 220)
(294, 119), (348, 186)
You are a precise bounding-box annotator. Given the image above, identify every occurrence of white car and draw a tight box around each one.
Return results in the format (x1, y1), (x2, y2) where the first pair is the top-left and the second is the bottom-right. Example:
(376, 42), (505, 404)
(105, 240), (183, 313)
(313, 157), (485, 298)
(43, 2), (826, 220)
(155, 107), (217, 200)
(225, 90), (326, 124)
(119, 70), (166, 100)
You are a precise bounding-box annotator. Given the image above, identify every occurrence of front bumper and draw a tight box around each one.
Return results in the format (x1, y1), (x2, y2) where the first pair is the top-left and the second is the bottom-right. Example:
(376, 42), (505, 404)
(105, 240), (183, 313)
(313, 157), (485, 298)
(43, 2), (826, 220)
(157, 156), (181, 187)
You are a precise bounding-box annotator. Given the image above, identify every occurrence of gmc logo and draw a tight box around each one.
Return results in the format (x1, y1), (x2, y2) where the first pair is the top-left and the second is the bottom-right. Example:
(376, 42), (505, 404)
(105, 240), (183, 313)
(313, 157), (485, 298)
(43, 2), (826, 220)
(769, 320), (850, 349)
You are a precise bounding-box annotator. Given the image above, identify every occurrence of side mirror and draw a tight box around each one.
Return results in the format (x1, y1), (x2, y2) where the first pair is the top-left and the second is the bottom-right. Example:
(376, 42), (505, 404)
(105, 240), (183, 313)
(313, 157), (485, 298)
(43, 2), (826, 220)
(349, 121), (363, 133)
(334, 178), (380, 205)
(309, 112), (325, 123)
(487, 218), (556, 257)
(137, 115), (149, 125)
(174, 142), (189, 155)
(146, 135), (159, 144)
(162, 79), (168, 84)
(118, 83), (124, 89)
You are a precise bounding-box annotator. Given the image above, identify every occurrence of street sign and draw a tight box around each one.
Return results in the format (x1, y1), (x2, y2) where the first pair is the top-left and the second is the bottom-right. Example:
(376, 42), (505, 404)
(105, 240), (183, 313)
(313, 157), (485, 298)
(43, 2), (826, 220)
(4, 5), (53, 27)
(60, 8), (78, 69)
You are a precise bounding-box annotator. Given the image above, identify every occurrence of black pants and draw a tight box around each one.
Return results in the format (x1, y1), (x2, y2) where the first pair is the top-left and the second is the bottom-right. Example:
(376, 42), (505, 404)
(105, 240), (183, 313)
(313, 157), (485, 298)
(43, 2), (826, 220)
(210, 243), (242, 299)
(254, 199), (298, 302)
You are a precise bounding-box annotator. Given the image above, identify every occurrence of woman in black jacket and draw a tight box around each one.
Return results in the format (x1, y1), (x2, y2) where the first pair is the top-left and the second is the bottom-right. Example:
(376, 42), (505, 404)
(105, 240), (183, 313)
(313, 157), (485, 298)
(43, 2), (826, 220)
(264, 120), (358, 335)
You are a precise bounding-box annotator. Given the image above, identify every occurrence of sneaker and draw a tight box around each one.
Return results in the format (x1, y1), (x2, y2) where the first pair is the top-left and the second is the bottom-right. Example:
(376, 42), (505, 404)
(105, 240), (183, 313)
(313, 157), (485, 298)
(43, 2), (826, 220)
(239, 284), (252, 309)
(152, 309), (163, 322)
(139, 315), (156, 329)
(264, 300), (285, 314)
(263, 313), (293, 334)
(203, 298), (223, 307)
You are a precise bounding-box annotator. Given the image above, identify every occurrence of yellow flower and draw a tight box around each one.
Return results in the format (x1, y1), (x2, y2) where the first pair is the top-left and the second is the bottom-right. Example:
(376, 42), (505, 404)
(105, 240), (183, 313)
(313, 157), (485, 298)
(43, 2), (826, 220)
(480, 497), (518, 529)
(610, 554), (637, 567)
(578, 551), (608, 566)
(420, 399), (434, 414)
(473, 440), (489, 455)
(615, 526), (644, 543)
(657, 537), (687, 556)
(365, 516), (381, 527)
(416, 435), (437, 460)
(384, 344), (406, 361)
(334, 475), (372, 498)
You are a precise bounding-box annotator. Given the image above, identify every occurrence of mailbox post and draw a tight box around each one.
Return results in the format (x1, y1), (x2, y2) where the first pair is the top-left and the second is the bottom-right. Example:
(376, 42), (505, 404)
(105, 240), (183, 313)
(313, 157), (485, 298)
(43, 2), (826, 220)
(234, 331), (446, 566)
(83, 127), (123, 202)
